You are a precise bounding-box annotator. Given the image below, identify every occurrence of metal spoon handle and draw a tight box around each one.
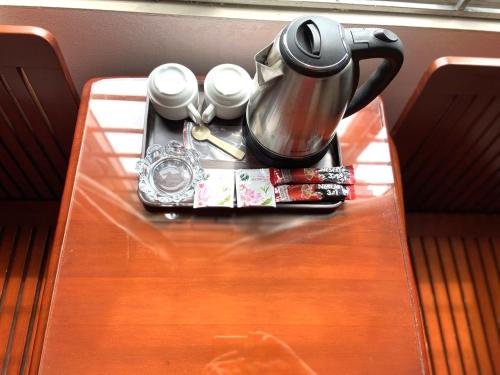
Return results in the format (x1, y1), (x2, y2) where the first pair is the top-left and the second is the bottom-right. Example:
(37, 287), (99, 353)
(207, 134), (245, 160)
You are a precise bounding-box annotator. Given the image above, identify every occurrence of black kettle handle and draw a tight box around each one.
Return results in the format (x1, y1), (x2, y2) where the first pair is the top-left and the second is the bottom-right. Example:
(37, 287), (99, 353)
(344, 28), (404, 117)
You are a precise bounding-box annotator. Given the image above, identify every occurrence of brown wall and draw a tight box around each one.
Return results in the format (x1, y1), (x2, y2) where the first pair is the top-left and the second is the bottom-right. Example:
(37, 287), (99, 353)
(1, 5), (499, 126)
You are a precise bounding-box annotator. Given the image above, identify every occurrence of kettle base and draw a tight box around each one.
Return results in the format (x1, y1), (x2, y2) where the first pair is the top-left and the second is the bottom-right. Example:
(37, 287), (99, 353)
(243, 117), (330, 168)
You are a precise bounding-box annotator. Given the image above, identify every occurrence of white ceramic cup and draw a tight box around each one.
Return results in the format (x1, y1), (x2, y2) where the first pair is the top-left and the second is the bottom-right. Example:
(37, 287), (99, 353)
(202, 64), (252, 123)
(147, 63), (201, 123)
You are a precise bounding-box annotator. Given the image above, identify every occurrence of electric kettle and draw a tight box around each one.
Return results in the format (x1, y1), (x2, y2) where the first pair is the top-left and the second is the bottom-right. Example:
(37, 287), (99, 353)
(245, 16), (404, 166)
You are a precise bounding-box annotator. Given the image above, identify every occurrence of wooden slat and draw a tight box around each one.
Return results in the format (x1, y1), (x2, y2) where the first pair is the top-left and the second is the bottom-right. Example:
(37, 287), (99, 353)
(0, 227), (33, 361)
(396, 93), (456, 168)
(2, 67), (67, 177)
(0, 223), (53, 375)
(423, 236), (464, 375)
(476, 238), (500, 332)
(3, 227), (51, 374)
(442, 112), (500, 211)
(393, 57), (500, 212)
(482, 181), (500, 213)
(0, 186), (7, 199)
(451, 237), (495, 375)
(0, 202), (59, 225)
(463, 238), (499, 371)
(402, 94), (473, 205)
(0, 25), (79, 201)
(0, 107), (50, 199)
(23, 67), (78, 156)
(493, 237), (500, 275)
(426, 96), (499, 210)
(436, 237), (478, 375)
(0, 226), (18, 296)
(0, 163), (22, 199)
(409, 236), (450, 375)
(408, 214), (500, 375)
(0, 139), (38, 198)
(460, 157), (500, 213)
(415, 95), (496, 209)
(0, 71), (61, 197)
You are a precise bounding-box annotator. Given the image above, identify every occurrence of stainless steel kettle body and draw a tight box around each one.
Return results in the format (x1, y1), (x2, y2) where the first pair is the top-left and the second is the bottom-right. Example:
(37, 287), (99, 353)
(245, 16), (404, 166)
(247, 41), (354, 162)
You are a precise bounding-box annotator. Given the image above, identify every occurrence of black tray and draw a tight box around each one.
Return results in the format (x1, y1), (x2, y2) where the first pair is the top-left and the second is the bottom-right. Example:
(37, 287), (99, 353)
(138, 84), (344, 211)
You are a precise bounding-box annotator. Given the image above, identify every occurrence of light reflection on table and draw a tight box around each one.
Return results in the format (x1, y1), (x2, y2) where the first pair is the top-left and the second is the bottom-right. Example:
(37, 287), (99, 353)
(87, 78), (394, 201)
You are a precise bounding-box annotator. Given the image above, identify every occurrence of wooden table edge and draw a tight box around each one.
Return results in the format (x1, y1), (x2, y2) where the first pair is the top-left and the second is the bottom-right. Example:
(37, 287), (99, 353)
(27, 77), (104, 375)
(381, 98), (431, 375)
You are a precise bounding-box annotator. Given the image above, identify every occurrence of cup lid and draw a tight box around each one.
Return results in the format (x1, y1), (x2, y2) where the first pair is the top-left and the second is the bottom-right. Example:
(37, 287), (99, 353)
(148, 63), (198, 107)
(213, 69), (244, 96)
(205, 64), (252, 107)
(155, 66), (187, 96)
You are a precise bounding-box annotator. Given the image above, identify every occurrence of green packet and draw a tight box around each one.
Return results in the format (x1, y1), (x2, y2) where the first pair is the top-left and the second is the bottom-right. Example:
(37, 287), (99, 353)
(235, 169), (276, 208)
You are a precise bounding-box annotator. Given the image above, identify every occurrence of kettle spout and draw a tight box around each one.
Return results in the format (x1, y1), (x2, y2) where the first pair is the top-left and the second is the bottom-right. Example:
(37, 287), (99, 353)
(255, 43), (284, 86)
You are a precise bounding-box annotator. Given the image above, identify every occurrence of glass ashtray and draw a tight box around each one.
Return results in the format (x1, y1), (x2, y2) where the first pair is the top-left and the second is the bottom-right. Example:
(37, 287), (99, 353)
(136, 142), (205, 204)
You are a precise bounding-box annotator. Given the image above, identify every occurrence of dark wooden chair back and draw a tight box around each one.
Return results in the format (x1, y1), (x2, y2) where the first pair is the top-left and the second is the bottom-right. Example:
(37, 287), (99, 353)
(0, 25), (79, 200)
(392, 57), (500, 213)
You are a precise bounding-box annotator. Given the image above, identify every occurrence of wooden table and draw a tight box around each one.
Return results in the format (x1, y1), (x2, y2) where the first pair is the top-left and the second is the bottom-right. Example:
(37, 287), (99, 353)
(31, 78), (429, 374)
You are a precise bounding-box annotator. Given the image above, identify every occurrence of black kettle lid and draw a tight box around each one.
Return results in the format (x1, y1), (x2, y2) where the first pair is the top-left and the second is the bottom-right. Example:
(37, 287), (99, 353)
(279, 16), (351, 77)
